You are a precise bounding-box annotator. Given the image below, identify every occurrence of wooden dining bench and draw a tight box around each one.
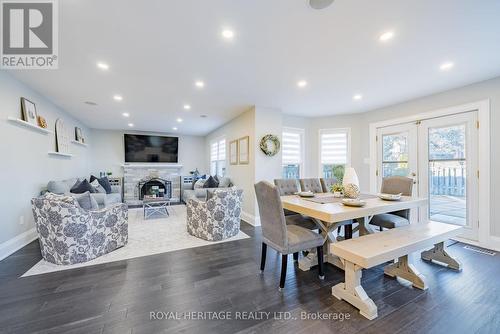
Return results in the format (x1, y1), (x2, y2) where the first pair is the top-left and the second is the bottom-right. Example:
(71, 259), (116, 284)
(330, 221), (463, 320)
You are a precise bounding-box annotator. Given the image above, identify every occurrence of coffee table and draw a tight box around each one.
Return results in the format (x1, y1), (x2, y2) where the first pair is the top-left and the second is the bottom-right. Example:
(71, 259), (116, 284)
(143, 197), (170, 219)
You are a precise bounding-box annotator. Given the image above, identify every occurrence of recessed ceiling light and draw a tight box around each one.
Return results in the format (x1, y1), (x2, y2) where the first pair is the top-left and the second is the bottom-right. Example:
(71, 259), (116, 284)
(128, 123), (134, 127)
(96, 62), (109, 70)
(183, 104), (191, 110)
(353, 94), (363, 100)
(122, 112), (130, 117)
(309, 0), (335, 10)
(113, 95), (123, 101)
(221, 29), (235, 40)
(195, 81), (205, 88)
(379, 31), (394, 42)
(440, 62), (455, 71)
(172, 127), (178, 131)
(297, 80), (308, 88)
(176, 118), (183, 123)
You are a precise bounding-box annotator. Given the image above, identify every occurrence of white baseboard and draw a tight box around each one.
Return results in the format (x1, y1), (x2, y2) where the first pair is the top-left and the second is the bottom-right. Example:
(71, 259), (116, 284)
(241, 211), (261, 226)
(0, 228), (38, 261)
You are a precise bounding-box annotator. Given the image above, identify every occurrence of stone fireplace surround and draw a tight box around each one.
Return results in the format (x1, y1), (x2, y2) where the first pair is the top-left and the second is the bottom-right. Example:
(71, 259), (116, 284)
(123, 164), (182, 206)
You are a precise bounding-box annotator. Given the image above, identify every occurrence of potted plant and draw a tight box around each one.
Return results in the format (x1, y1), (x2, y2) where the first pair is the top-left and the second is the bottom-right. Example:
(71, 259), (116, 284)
(331, 183), (344, 198)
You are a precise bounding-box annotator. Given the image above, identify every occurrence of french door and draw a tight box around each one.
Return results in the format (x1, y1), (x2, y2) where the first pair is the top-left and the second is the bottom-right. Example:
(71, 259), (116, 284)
(376, 111), (479, 240)
(377, 123), (419, 223)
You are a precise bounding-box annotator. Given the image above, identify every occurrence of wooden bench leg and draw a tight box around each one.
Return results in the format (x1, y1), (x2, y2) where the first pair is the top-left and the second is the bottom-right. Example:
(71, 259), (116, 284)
(298, 248), (316, 271)
(332, 260), (378, 320)
(421, 242), (462, 271)
(384, 255), (428, 290)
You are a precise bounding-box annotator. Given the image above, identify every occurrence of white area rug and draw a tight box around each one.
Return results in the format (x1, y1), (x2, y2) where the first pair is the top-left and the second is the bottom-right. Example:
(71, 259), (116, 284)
(22, 205), (250, 277)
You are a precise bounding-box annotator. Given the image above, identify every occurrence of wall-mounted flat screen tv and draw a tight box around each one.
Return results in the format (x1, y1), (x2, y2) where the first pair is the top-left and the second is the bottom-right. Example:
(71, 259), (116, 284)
(124, 134), (179, 163)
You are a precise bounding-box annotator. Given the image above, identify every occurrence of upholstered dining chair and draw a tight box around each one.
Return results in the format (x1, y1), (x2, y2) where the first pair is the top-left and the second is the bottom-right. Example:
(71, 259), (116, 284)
(274, 179), (301, 217)
(274, 178), (319, 261)
(255, 181), (325, 290)
(299, 178), (323, 193)
(370, 176), (414, 230)
(320, 177), (338, 193)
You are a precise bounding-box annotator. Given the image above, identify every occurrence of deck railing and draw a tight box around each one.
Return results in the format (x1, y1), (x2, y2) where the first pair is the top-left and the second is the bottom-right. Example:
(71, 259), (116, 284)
(429, 166), (466, 197)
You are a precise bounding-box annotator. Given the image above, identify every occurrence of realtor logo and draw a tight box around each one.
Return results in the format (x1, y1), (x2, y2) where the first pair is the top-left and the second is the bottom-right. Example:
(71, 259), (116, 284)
(1, 0), (58, 69)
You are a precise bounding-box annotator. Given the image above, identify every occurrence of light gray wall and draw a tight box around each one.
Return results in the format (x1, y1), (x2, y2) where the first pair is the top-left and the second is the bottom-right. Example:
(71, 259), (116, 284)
(89, 129), (207, 177)
(205, 108), (256, 216)
(284, 76), (500, 237)
(205, 106), (284, 222)
(0, 71), (91, 245)
(254, 107), (284, 219)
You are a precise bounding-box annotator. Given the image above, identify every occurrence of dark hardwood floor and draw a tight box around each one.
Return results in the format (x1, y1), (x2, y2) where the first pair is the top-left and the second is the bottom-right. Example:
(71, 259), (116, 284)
(0, 222), (499, 334)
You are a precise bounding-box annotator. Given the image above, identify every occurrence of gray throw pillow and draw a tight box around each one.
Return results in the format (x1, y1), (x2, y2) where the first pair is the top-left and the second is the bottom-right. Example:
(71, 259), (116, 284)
(217, 176), (231, 188)
(72, 191), (99, 211)
(203, 176), (219, 188)
(47, 178), (80, 195)
(194, 188), (207, 198)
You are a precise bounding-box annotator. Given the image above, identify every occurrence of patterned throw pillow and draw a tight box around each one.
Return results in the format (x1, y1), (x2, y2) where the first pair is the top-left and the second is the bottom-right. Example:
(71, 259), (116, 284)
(194, 179), (206, 189)
(90, 179), (106, 193)
(43, 192), (78, 206)
(89, 175), (112, 194)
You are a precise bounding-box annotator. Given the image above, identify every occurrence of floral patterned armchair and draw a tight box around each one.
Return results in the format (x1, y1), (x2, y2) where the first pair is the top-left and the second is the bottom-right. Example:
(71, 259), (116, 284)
(187, 188), (243, 241)
(31, 194), (128, 265)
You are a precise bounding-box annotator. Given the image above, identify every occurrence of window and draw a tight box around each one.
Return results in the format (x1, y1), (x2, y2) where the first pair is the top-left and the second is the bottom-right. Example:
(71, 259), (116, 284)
(320, 128), (350, 181)
(282, 128), (304, 179)
(210, 137), (226, 176)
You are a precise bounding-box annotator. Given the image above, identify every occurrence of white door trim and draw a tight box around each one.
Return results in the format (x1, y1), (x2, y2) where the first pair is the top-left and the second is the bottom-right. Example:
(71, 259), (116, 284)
(368, 99), (490, 247)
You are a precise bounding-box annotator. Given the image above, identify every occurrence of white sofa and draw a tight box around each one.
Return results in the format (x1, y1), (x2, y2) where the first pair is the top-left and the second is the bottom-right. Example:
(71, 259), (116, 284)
(47, 178), (122, 208)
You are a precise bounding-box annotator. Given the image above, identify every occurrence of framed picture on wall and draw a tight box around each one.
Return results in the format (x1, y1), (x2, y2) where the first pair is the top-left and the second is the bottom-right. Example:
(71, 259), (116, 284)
(75, 127), (84, 143)
(21, 97), (38, 126)
(229, 140), (238, 165)
(238, 136), (249, 164)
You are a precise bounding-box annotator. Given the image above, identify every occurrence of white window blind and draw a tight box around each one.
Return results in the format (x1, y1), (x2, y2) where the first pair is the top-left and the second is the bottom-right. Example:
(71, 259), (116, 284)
(320, 129), (349, 165)
(218, 139), (226, 161)
(282, 130), (302, 164)
(210, 137), (226, 176)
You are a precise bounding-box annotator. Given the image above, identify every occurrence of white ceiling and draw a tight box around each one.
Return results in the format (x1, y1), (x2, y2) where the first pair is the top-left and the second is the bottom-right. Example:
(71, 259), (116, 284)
(9, 0), (500, 136)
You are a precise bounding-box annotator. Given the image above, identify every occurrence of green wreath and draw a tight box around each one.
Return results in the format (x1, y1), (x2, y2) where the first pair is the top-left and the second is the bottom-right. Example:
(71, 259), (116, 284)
(260, 134), (281, 156)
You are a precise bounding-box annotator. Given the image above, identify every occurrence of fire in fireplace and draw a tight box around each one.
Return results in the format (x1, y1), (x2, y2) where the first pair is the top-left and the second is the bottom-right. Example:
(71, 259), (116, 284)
(138, 178), (172, 200)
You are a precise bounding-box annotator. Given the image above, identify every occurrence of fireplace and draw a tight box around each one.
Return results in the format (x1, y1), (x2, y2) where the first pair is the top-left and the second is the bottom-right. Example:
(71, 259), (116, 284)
(138, 178), (172, 200)
(122, 164), (182, 206)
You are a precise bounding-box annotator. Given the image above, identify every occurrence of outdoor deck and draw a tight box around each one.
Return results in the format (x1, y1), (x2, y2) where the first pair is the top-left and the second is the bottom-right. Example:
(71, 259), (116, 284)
(429, 194), (466, 225)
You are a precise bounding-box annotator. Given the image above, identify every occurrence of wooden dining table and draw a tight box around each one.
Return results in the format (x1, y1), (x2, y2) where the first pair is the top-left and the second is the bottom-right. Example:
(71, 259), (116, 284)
(280, 193), (427, 271)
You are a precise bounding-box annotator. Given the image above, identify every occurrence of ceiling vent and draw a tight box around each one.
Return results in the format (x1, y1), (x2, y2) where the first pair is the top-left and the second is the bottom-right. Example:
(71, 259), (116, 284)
(309, 0), (335, 10)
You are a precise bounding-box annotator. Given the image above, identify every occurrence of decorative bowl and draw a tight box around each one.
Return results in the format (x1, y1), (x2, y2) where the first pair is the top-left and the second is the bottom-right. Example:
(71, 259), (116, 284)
(378, 193), (402, 201)
(342, 198), (366, 207)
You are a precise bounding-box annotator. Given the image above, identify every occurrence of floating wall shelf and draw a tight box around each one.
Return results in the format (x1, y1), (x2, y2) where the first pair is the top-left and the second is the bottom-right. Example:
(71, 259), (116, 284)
(7, 117), (53, 134)
(48, 151), (73, 158)
(71, 140), (88, 147)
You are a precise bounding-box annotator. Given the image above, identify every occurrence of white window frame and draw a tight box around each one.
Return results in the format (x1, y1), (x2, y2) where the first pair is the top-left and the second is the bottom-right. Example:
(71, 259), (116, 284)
(210, 136), (226, 176)
(282, 127), (305, 178)
(318, 128), (351, 177)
